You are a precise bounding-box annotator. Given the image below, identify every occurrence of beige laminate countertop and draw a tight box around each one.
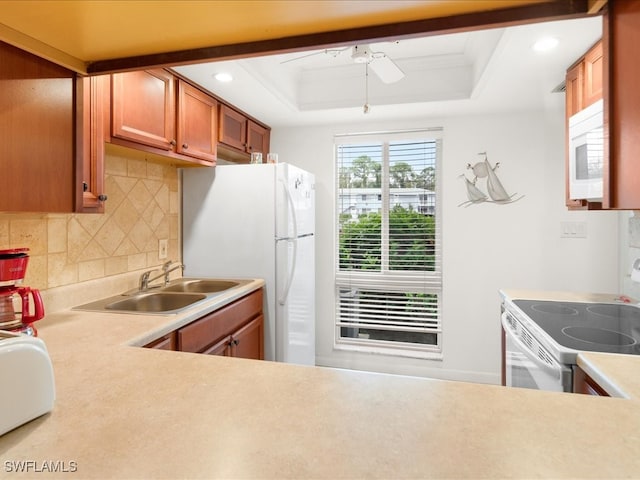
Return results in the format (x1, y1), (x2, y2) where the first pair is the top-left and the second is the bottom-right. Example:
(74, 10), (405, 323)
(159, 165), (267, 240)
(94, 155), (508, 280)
(2, 286), (640, 479)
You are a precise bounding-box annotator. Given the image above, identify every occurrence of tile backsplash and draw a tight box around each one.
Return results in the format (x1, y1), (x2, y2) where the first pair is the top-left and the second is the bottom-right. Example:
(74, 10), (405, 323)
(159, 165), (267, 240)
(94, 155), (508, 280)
(0, 144), (180, 292)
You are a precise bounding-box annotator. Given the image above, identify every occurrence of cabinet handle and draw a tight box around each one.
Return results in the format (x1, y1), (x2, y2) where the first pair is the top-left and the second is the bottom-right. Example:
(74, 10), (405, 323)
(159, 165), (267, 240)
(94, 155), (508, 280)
(170, 139), (177, 146)
(98, 194), (108, 202)
(182, 143), (189, 149)
(82, 182), (88, 192)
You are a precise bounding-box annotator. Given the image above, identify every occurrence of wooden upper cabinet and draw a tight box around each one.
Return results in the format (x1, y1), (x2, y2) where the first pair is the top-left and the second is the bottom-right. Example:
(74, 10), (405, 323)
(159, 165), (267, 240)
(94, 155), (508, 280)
(0, 41), (75, 212)
(177, 80), (218, 163)
(583, 40), (603, 109)
(247, 121), (270, 156)
(605, 1), (640, 209)
(76, 75), (109, 213)
(219, 104), (248, 151)
(565, 62), (583, 118)
(219, 104), (271, 161)
(111, 69), (176, 150)
(564, 39), (603, 210)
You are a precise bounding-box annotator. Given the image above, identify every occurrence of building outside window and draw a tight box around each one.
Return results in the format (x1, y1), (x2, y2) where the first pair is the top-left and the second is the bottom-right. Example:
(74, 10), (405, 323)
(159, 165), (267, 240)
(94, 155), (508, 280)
(335, 129), (442, 357)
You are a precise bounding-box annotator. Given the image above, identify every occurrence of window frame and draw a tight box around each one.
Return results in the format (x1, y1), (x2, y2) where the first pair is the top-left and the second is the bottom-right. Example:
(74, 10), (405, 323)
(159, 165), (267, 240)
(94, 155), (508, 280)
(334, 128), (443, 359)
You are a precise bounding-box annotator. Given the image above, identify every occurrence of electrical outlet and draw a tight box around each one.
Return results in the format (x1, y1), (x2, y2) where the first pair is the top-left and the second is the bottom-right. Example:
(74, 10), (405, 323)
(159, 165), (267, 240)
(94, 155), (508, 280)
(158, 239), (168, 259)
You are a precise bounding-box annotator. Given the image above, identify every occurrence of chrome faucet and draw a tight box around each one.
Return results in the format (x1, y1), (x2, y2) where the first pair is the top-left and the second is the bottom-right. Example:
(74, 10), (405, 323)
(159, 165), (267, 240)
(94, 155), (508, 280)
(138, 260), (184, 291)
(161, 260), (184, 284)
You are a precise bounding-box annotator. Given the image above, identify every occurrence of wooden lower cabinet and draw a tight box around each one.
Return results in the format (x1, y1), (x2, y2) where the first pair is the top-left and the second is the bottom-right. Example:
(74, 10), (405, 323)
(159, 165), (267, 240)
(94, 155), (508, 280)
(144, 333), (177, 351)
(202, 316), (264, 359)
(573, 365), (609, 396)
(177, 288), (264, 360)
(229, 315), (264, 360)
(204, 335), (233, 356)
(143, 289), (264, 360)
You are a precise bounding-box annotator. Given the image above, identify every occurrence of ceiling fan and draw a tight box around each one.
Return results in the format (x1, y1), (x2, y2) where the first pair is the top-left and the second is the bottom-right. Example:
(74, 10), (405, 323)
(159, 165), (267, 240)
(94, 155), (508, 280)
(281, 44), (405, 84)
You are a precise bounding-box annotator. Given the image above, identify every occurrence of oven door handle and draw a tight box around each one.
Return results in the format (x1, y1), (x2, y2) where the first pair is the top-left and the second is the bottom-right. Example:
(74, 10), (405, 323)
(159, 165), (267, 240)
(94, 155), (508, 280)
(501, 312), (562, 379)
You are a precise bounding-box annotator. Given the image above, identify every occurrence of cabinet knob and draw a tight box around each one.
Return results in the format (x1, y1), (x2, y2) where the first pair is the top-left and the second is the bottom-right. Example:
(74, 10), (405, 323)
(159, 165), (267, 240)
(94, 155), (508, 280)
(233, 339), (239, 346)
(170, 139), (177, 146)
(82, 181), (88, 192)
(98, 194), (108, 202)
(182, 143), (189, 149)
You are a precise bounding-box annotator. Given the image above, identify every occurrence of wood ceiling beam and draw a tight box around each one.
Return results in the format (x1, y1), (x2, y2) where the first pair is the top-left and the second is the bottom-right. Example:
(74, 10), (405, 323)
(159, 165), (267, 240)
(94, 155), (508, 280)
(87, 0), (591, 74)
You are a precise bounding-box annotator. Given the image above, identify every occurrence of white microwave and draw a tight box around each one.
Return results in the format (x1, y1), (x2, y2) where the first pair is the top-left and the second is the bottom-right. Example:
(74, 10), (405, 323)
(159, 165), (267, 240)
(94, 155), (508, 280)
(568, 98), (604, 201)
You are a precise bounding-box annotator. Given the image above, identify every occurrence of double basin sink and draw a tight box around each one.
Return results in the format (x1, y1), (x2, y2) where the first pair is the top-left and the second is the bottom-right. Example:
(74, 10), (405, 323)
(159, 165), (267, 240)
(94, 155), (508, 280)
(74, 278), (252, 315)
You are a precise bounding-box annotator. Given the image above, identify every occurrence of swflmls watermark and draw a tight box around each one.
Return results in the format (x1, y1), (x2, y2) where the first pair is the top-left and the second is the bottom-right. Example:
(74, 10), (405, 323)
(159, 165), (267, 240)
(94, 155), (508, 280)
(4, 460), (78, 473)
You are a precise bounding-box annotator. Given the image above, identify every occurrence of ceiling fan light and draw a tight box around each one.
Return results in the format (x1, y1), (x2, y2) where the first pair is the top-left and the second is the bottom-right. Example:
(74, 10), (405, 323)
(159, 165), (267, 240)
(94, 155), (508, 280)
(352, 45), (371, 63)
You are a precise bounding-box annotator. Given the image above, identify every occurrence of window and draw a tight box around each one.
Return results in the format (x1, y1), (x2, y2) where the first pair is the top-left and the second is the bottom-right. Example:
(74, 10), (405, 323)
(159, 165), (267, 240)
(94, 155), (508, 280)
(335, 129), (442, 357)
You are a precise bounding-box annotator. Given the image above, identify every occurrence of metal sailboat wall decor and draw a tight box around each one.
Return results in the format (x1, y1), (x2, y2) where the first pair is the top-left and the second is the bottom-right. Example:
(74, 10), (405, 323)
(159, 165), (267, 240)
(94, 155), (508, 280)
(458, 152), (524, 207)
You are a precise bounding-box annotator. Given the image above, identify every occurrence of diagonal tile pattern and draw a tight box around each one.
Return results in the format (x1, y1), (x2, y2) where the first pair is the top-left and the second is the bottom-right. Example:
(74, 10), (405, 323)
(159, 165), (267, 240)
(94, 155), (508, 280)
(0, 145), (181, 290)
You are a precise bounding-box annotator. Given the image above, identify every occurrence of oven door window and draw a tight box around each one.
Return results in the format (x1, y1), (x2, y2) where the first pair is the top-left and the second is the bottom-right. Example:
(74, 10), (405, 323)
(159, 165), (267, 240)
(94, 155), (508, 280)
(502, 312), (572, 392)
(505, 335), (566, 392)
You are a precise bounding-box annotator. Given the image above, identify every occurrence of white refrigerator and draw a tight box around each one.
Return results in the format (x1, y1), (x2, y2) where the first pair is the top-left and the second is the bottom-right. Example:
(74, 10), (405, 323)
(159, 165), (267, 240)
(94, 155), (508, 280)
(181, 163), (315, 365)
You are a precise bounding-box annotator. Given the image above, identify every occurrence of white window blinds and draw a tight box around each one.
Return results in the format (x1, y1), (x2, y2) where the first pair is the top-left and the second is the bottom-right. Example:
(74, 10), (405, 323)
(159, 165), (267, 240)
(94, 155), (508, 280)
(335, 131), (442, 355)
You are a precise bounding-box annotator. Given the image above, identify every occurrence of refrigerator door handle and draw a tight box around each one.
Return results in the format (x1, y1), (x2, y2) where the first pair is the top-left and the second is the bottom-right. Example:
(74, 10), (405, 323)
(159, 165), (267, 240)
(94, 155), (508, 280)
(278, 237), (297, 306)
(279, 178), (298, 240)
(278, 178), (299, 306)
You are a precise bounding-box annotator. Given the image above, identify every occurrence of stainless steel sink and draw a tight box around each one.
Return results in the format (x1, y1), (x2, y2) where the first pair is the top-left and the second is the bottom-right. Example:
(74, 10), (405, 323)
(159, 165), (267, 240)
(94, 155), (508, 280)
(73, 291), (208, 315)
(160, 278), (245, 293)
(105, 292), (207, 313)
(72, 277), (253, 315)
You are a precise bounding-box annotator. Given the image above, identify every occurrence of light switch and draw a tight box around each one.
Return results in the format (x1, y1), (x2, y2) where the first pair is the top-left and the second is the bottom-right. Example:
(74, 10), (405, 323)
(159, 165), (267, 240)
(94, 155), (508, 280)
(560, 221), (587, 238)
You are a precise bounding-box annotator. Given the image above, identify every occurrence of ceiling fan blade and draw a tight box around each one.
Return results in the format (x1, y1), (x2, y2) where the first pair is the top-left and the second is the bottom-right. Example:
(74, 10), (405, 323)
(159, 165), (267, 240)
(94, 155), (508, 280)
(368, 55), (405, 84)
(280, 47), (348, 64)
(280, 50), (325, 64)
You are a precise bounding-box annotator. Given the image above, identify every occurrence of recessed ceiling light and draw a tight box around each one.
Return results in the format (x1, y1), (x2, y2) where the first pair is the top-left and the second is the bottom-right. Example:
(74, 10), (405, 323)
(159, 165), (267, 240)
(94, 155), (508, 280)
(214, 72), (233, 82)
(532, 37), (559, 52)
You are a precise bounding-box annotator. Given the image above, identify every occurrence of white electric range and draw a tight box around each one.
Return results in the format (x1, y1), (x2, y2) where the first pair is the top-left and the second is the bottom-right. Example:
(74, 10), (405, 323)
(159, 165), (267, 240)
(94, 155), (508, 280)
(500, 293), (640, 392)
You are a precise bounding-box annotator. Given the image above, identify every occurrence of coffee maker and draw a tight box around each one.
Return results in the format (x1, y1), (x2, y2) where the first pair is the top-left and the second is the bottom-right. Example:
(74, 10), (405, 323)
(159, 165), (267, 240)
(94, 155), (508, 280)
(0, 248), (44, 336)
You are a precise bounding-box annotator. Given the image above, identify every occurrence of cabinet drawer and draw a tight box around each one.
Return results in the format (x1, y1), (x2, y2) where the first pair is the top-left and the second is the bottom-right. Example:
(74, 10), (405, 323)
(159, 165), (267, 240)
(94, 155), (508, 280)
(144, 333), (176, 350)
(178, 289), (263, 353)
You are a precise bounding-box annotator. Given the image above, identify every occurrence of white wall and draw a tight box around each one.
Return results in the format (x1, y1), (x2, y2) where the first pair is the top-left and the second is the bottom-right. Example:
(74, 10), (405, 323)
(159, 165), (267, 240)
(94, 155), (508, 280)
(271, 108), (619, 384)
(620, 211), (640, 298)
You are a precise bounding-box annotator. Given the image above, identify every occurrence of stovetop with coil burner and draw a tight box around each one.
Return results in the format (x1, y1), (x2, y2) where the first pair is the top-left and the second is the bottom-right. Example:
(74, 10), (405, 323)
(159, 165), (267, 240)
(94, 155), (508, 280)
(513, 300), (640, 356)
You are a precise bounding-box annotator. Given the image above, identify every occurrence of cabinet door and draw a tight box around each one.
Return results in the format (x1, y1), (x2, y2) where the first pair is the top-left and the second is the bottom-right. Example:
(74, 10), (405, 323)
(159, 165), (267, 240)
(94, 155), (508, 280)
(203, 335), (232, 356)
(247, 120), (270, 155)
(219, 104), (247, 151)
(111, 69), (175, 150)
(565, 62), (583, 118)
(573, 366), (609, 396)
(176, 80), (217, 164)
(231, 315), (264, 360)
(564, 62), (586, 209)
(583, 41), (603, 109)
(144, 333), (177, 351)
(0, 41), (74, 212)
(76, 75), (108, 213)
(177, 289), (264, 353)
(606, 2), (640, 209)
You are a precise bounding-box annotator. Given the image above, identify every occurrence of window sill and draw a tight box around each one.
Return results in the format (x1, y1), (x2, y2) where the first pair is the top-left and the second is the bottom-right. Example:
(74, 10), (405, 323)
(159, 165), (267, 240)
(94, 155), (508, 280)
(335, 341), (443, 361)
